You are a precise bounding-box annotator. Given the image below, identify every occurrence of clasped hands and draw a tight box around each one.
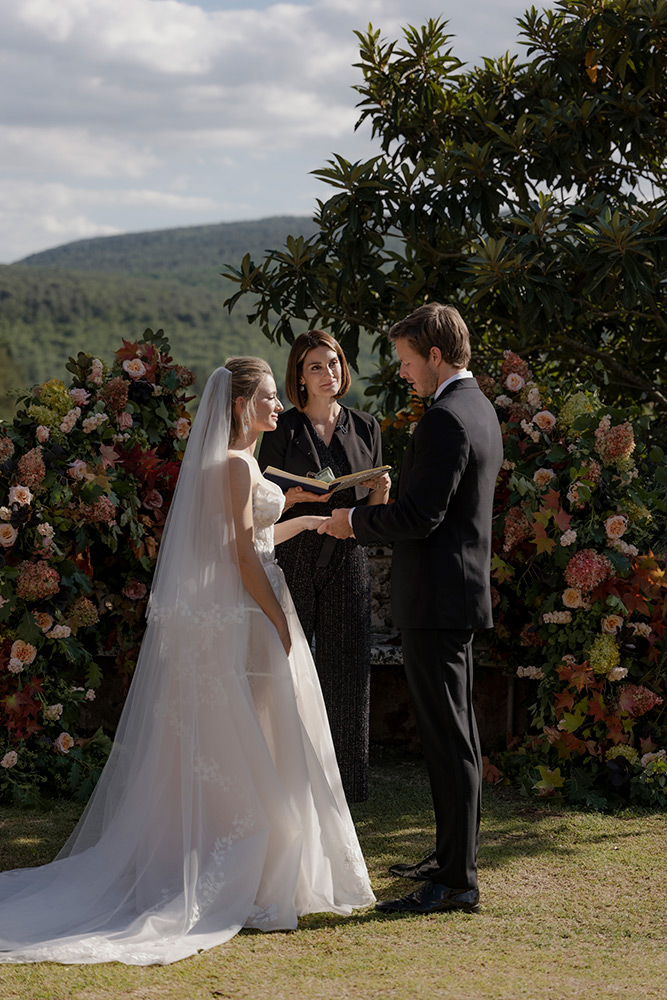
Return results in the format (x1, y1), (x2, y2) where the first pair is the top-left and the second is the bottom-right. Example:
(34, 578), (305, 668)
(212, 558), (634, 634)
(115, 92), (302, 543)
(317, 508), (354, 539)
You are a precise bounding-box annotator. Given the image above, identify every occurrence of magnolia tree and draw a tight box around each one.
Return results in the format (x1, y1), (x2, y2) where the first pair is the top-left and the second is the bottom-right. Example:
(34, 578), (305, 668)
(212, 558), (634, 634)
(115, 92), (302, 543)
(0, 331), (194, 803)
(224, 1), (667, 421)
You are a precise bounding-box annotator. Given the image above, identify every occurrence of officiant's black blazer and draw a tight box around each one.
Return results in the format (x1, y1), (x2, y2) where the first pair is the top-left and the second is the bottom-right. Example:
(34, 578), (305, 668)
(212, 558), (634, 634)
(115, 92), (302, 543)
(258, 405), (383, 503)
(352, 379), (503, 630)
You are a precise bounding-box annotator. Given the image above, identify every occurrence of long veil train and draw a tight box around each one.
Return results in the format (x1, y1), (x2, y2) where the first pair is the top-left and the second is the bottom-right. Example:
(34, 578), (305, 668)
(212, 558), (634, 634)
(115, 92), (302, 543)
(0, 367), (374, 965)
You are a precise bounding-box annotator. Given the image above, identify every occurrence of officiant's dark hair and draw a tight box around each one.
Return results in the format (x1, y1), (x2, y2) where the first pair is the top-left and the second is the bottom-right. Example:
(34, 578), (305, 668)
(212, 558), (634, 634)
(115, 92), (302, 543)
(388, 303), (471, 368)
(284, 330), (351, 410)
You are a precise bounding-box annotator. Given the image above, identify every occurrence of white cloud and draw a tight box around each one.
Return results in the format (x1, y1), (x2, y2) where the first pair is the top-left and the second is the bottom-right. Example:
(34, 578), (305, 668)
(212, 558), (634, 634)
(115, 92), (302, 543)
(0, 127), (158, 179)
(0, 0), (547, 261)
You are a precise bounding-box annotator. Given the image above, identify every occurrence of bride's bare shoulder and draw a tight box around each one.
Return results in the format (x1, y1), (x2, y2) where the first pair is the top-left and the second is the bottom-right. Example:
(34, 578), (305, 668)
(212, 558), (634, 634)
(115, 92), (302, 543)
(228, 450), (261, 490)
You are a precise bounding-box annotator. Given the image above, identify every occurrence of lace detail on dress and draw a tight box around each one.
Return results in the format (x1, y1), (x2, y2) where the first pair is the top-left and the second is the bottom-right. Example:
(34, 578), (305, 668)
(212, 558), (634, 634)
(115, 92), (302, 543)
(252, 478), (285, 565)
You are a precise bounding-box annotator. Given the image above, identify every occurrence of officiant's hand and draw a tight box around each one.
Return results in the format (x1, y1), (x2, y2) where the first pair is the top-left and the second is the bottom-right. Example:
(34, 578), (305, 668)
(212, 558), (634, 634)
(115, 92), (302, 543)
(284, 486), (330, 510)
(317, 508), (354, 539)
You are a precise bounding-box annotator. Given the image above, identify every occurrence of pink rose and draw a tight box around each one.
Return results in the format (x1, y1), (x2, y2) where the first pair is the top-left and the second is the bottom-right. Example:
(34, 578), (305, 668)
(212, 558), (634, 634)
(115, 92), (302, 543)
(174, 417), (190, 440)
(68, 459), (89, 480)
(533, 410), (557, 433)
(36, 425), (50, 443)
(0, 523), (18, 547)
(533, 468), (556, 488)
(54, 732), (74, 755)
(604, 515), (628, 540)
(10, 640), (37, 664)
(562, 587), (584, 609)
(33, 611), (54, 632)
(122, 358), (147, 380)
(69, 387), (90, 406)
(8, 485), (33, 506)
(123, 580), (147, 601)
(117, 411), (133, 430)
(142, 490), (163, 510)
(601, 615), (623, 635)
(505, 372), (525, 392)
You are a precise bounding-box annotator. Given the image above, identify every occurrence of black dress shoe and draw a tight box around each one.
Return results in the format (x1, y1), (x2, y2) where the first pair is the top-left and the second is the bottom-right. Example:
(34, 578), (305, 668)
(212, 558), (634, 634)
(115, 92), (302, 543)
(376, 879), (480, 915)
(388, 850), (439, 881)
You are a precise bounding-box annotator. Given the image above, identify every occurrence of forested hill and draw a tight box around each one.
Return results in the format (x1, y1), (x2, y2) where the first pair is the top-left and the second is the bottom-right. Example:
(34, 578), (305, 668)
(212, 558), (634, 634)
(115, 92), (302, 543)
(18, 216), (319, 287)
(0, 216), (365, 420)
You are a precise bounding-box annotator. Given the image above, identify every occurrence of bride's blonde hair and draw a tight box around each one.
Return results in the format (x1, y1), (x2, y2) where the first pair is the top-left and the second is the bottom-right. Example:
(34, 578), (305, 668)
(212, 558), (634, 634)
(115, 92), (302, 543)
(225, 356), (274, 444)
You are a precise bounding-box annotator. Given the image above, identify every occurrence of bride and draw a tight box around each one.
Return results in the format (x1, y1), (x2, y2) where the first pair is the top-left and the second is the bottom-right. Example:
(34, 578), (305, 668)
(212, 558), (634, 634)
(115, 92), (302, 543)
(0, 358), (375, 965)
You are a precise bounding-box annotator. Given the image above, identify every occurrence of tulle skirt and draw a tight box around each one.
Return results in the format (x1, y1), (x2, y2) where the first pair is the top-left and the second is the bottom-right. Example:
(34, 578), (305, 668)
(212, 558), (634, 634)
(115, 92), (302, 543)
(0, 560), (374, 965)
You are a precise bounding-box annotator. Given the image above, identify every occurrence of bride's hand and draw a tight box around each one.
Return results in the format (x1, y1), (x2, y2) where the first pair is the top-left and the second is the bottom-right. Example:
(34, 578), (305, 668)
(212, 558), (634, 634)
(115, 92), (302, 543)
(300, 516), (330, 531)
(277, 618), (292, 656)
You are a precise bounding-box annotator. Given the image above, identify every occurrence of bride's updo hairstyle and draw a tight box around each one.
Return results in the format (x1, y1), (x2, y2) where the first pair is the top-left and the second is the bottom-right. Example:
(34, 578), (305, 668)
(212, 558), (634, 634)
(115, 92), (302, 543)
(225, 356), (274, 443)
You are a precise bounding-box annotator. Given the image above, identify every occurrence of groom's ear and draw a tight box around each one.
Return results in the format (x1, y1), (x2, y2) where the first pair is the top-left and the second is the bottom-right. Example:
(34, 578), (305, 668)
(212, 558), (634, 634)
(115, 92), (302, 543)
(429, 346), (443, 366)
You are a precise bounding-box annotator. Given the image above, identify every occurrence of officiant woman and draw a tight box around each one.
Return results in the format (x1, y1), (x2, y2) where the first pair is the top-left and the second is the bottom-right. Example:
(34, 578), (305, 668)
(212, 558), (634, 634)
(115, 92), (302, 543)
(258, 330), (390, 801)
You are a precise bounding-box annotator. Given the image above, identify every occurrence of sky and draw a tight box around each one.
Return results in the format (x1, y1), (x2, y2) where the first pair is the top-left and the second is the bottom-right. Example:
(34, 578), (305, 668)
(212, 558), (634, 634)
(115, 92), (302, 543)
(0, 0), (547, 263)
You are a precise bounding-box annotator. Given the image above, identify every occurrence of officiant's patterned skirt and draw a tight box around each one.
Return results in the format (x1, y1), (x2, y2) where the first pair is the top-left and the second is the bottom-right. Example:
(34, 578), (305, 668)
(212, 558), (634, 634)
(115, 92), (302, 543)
(274, 436), (371, 802)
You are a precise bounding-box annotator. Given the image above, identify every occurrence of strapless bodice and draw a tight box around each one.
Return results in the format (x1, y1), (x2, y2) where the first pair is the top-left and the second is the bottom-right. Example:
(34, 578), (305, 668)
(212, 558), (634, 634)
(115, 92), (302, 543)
(252, 477), (285, 565)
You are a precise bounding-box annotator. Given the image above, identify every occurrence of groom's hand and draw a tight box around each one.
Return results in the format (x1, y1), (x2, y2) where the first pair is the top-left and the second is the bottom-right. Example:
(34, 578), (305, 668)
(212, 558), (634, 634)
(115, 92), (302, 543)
(317, 507), (354, 539)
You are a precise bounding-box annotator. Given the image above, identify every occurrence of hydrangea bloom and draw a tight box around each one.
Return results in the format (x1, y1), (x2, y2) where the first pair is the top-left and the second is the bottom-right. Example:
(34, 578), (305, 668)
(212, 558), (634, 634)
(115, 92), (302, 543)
(15, 448), (46, 490)
(503, 506), (532, 552)
(564, 549), (612, 592)
(618, 684), (663, 718)
(67, 596), (99, 629)
(16, 560), (61, 601)
(99, 376), (129, 413)
(0, 437), (15, 462)
(587, 634), (620, 676)
(606, 744), (639, 764)
(595, 416), (635, 470)
(559, 391), (596, 432)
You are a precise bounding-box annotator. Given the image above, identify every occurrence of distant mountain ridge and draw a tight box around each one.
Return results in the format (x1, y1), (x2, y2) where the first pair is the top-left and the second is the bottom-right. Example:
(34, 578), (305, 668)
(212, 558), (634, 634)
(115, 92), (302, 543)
(17, 216), (319, 286)
(0, 216), (374, 420)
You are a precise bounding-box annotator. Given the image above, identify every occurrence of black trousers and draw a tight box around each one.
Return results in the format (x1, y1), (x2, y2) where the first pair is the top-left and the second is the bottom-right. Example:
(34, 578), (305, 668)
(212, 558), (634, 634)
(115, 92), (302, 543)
(401, 627), (481, 890)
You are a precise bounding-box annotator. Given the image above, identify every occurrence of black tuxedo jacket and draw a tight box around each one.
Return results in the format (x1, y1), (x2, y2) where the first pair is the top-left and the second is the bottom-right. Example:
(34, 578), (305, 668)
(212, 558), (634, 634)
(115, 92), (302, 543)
(352, 379), (503, 630)
(258, 405), (383, 504)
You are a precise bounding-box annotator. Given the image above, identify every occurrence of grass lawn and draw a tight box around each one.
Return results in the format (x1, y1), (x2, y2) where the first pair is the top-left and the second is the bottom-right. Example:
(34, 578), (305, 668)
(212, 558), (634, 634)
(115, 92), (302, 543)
(0, 747), (664, 1000)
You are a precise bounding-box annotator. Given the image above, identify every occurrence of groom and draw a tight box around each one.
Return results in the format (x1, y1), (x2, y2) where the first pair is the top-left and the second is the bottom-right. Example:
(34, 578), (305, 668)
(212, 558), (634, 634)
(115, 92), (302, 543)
(318, 303), (503, 914)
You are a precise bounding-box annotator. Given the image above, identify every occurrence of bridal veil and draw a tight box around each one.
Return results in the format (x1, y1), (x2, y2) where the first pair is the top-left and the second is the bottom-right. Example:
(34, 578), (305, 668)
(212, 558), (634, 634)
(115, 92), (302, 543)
(0, 367), (373, 965)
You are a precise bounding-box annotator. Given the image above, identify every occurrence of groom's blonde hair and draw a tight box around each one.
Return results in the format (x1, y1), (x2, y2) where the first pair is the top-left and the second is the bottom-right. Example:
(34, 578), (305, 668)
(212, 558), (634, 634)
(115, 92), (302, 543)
(388, 303), (471, 368)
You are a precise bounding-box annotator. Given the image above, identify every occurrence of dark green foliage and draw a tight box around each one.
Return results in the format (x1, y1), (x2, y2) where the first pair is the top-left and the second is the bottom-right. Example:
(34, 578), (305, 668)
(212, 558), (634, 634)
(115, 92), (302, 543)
(222, 2), (667, 422)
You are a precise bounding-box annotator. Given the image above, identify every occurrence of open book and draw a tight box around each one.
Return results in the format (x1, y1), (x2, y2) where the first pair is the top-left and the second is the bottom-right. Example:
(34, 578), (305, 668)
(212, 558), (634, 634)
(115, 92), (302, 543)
(263, 465), (391, 496)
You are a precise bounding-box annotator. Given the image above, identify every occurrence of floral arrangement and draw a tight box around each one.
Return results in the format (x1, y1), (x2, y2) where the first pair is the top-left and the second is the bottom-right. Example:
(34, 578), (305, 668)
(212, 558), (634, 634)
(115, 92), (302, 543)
(478, 352), (667, 807)
(0, 330), (195, 803)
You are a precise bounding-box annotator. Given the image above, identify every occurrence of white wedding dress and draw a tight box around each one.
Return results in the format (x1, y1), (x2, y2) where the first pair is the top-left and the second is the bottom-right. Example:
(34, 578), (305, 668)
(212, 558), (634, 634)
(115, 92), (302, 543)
(0, 369), (374, 965)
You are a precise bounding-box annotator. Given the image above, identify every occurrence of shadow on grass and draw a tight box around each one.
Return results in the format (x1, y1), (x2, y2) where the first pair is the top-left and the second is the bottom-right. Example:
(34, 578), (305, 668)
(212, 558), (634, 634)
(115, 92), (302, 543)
(354, 748), (649, 880)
